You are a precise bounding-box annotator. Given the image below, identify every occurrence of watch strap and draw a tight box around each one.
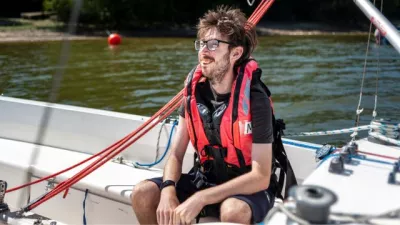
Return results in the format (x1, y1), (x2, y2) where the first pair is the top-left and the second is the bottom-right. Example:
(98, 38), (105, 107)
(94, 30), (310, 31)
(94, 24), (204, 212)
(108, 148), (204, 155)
(160, 180), (176, 190)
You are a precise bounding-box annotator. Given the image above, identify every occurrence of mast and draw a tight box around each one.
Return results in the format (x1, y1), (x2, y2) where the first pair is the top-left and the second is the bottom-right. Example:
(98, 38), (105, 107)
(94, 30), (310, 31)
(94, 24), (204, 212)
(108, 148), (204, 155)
(353, 0), (400, 54)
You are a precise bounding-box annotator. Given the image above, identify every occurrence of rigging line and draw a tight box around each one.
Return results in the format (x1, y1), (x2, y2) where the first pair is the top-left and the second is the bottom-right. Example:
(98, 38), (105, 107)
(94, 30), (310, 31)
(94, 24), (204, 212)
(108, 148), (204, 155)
(24, 94), (183, 208)
(155, 119), (168, 162)
(247, 0), (255, 7)
(248, 0), (274, 26)
(18, 0), (83, 208)
(26, 98), (183, 211)
(372, 0), (384, 119)
(6, 89), (184, 194)
(248, 0), (269, 23)
(354, 0), (376, 130)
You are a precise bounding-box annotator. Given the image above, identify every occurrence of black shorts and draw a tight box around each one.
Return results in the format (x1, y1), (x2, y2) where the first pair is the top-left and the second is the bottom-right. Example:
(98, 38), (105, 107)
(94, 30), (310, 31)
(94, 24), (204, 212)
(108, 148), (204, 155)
(148, 173), (275, 223)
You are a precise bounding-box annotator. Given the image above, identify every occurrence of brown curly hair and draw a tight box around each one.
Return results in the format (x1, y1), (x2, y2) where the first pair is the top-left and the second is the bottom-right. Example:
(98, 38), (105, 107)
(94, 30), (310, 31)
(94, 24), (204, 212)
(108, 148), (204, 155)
(197, 5), (258, 67)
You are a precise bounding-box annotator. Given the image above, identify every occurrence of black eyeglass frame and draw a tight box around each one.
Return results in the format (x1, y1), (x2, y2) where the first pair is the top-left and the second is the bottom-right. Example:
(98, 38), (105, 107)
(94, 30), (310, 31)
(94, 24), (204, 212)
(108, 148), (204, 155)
(194, 39), (235, 51)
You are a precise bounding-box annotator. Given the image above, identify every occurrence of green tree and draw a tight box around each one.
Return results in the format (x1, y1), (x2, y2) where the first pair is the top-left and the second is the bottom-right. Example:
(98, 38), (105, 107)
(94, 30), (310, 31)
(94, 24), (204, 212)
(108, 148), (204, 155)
(42, 0), (400, 29)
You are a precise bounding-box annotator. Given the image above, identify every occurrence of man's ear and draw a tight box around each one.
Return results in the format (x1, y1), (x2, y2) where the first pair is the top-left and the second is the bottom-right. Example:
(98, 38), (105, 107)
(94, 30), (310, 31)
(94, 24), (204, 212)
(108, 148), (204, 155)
(231, 46), (244, 62)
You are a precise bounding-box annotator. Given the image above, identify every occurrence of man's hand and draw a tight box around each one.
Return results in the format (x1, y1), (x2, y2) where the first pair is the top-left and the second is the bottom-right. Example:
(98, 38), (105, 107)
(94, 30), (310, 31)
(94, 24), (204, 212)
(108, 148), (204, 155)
(157, 187), (180, 225)
(173, 193), (205, 225)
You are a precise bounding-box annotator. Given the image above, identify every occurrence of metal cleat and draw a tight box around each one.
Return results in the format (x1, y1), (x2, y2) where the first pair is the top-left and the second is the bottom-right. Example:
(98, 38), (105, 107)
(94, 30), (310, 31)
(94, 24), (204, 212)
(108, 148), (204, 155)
(112, 156), (124, 164)
(45, 178), (57, 192)
(329, 156), (345, 174)
(388, 160), (400, 185)
(346, 141), (358, 155)
(339, 141), (359, 164)
(33, 218), (43, 225)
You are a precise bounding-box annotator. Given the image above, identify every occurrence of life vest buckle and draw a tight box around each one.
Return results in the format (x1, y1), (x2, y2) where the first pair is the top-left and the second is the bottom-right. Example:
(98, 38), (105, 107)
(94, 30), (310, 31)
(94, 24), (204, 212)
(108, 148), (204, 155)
(191, 170), (215, 190)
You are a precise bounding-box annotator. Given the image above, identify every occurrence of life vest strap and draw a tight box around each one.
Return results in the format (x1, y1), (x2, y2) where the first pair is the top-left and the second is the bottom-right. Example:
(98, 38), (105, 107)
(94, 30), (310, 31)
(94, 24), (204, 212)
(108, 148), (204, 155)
(234, 147), (247, 174)
(193, 145), (252, 185)
(203, 145), (229, 183)
(185, 67), (199, 152)
(272, 118), (297, 199)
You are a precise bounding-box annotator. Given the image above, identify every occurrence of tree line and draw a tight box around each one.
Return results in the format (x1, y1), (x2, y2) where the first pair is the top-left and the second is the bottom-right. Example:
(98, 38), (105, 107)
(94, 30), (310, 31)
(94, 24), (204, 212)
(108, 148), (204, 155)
(2, 0), (399, 29)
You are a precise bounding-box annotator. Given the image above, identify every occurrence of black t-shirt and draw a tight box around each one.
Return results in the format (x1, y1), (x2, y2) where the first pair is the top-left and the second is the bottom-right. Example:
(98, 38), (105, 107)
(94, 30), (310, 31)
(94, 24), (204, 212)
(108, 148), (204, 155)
(179, 77), (274, 144)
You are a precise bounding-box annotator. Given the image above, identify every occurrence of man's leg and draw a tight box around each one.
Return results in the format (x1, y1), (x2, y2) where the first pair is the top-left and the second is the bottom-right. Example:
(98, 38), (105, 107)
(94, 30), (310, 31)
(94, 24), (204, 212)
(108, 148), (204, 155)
(220, 198), (252, 224)
(131, 180), (160, 224)
(220, 189), (275, 224)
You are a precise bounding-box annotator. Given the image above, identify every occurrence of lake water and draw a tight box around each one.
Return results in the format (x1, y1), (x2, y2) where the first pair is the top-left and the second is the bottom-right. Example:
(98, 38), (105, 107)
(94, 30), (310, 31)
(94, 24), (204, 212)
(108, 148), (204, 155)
(0, 35), (399, 145)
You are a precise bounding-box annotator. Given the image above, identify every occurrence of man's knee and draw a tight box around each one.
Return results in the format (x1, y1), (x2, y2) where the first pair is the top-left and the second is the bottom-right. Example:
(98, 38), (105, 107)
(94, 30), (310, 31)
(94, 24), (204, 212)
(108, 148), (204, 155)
(131, 180), (160, 210)
(220, 198), (252, 224)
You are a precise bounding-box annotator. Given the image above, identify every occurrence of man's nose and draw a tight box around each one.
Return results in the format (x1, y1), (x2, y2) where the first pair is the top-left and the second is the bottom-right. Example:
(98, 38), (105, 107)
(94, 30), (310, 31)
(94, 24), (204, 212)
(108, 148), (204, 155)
(199, 44), (209, 53)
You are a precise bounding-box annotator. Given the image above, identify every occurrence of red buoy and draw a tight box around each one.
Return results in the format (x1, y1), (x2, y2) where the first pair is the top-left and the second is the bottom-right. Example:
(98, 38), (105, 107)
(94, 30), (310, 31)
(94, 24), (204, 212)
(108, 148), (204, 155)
(108, 33), (121, 45)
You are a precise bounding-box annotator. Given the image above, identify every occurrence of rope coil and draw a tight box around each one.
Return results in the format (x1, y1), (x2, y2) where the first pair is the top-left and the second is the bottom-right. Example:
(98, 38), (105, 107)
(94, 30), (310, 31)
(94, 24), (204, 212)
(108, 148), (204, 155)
(369, 119), (400, 146)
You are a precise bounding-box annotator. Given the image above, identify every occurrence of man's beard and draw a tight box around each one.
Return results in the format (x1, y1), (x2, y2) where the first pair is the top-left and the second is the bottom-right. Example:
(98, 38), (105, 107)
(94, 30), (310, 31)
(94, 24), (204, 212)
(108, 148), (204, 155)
(202, 51), (230, 85)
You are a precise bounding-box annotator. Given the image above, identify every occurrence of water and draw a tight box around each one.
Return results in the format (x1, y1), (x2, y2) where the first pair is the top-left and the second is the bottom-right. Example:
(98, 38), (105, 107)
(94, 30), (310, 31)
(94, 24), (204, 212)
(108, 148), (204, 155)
(0, 36), (399, 146)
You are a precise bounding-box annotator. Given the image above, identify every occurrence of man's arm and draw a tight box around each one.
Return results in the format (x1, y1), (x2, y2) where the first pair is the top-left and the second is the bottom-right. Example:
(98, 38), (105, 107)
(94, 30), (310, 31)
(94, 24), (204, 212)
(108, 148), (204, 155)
(157, 116), (190, 225)
(197, 143), (272, 205)
(162, 115), (190, 184)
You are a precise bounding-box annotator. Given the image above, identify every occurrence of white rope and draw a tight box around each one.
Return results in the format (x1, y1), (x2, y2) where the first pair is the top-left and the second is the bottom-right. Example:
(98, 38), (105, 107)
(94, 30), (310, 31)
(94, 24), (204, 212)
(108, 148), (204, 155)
(155, 119), (168, 162)
(371, 120), (400, 129)
(372, 0), (384, 120)
(353, 0), (378, 138)
(247, 0), (255, 6)
(284, 120), (399, 139)
(284, 125), (371, 137)
(372, 95), (378, 119)
(369, 132), (400, 146)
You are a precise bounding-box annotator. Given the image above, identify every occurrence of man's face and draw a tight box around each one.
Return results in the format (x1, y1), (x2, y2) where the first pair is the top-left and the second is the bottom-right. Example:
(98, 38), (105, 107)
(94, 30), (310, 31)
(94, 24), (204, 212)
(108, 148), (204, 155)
(197, 27), (231, 84)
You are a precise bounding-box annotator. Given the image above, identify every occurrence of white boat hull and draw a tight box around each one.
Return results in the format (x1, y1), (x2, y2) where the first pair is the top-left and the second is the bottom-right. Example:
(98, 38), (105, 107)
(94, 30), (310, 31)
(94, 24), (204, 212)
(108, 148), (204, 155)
(4, 96), (398, 224)
(0, 96), (317, 224)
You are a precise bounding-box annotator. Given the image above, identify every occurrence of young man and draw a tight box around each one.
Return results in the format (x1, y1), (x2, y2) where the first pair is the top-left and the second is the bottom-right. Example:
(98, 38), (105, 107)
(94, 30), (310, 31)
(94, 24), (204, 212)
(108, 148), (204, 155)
(132, 6), (282, 224)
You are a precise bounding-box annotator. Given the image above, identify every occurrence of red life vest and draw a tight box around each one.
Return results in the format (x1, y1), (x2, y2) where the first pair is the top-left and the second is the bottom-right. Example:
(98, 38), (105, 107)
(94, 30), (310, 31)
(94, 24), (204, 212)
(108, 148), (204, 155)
(184, 60), (264, 170)
(184, 60), (297, 198)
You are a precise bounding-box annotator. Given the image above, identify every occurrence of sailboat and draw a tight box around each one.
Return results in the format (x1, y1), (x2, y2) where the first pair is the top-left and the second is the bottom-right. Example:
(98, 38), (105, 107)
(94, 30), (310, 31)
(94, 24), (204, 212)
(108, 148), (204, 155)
(0, 0), (399, 224)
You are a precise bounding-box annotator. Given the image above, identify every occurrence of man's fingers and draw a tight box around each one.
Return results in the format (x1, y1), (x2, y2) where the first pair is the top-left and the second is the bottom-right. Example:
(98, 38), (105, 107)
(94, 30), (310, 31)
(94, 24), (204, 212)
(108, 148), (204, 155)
(172, 211), (176, 225)
(170, 211), (175, 225)
(160, 211), (166, 225)
(174, 210), (181, 225)
(164, 210), (171, 225)
(185, 218), (192, 225)
(156, 210), (160, 225)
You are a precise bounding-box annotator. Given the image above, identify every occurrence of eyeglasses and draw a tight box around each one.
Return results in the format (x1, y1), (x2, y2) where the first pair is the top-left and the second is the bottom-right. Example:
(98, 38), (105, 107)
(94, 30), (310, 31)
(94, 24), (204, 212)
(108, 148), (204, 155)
(194, 39), (234, 51)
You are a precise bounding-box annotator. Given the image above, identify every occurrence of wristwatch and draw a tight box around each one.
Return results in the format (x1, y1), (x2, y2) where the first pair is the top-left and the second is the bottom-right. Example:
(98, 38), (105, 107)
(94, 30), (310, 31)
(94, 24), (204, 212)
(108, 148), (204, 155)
(160, 180), (176, 191)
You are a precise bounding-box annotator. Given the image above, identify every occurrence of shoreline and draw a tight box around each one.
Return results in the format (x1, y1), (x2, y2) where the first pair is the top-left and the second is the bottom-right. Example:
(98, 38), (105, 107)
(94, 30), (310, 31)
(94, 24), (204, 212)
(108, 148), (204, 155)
(0, 22), (369, 43)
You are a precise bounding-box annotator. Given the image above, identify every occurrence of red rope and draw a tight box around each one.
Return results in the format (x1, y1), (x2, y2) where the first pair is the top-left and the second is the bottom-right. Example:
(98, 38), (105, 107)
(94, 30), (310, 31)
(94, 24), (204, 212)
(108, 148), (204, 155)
(23, 0), (276, 211)
(357, 150), (399, 161)
(248, 0), (269, 22)
(255, 0), (274, 24)
(6, 135), (132, 193)
(28, 97), (183, 210)
(7, 89), (184, 194)
(248, 0), (275, 26)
